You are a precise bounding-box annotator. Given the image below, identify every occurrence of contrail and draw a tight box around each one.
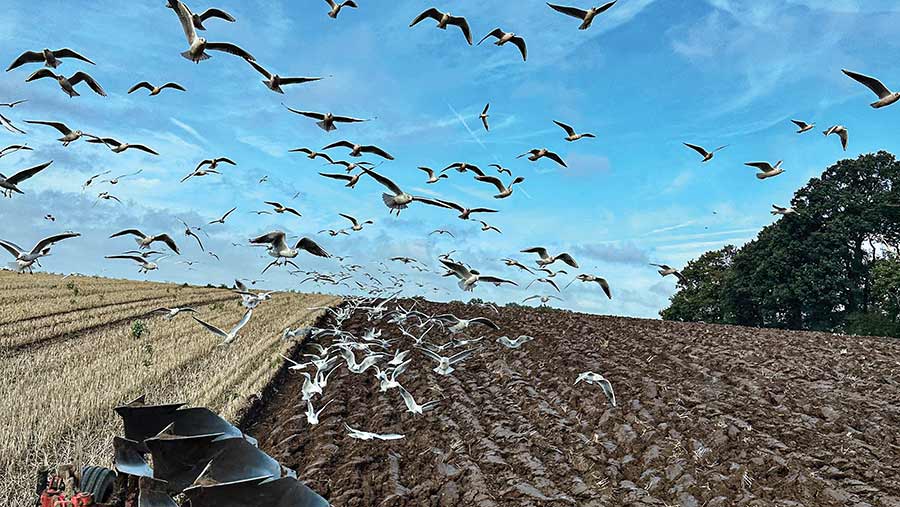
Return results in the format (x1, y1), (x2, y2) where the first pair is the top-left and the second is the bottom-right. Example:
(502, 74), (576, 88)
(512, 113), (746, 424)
(447, 103), (532, 199)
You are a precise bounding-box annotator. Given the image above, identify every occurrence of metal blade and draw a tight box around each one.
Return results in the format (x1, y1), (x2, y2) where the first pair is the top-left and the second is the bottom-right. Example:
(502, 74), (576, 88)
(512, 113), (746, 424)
(113, 436), (153, 477)
(185, 476), (329, 507)
(138, 477), (178, 507)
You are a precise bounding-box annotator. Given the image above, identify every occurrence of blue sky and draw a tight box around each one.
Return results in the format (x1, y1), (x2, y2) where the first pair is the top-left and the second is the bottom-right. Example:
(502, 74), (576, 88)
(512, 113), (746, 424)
(1, 0), (899, 318)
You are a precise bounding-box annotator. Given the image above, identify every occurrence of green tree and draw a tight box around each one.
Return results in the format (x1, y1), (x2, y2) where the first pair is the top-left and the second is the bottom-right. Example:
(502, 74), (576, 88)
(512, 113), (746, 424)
(660, 245), (737, 323)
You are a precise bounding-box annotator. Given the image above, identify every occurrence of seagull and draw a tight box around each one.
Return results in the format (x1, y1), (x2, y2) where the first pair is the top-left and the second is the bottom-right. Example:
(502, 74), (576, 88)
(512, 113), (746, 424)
(24, 120), (94, 146)
(418, 166), (448, 184)
(44, 214), (55, 222)
(87, 137), (158, 155)
(164, 1), (237, 30)
(409, 8), (473, 45)
(650, 263), (686, 283)
(418, 348), (475, 375)
(264, 201), (302, 217)
(842, 69), (900, 109)
(478, 220), (501, 233)
(823, 125), (849, 151)
(745, 161), (785, 180)
(0, 144), (31, 158)
(396, 386), (440, 414)
(478, 29), (527, 61)
(95, 192), (122, 205)
(319, 172), (364, 188)
(574, 371), (616, 407)
(305, 398), (334, 425)
(525, 278), (561, 292)
(518, 148), (567, 167)
(25, 69), (106, 97)
(684, 142), (727, 162)
(283, 105), (368, 132)
(430, 229), (455, 237)
(440, 258), (517, 291)
(325, 0), (358, 18)
(489, 164), (512, 176)
(290, 147), (334, 162)
(7, 48), (94, 71)
(340, 213), (373, 232)
(497, 335), (534, 349)
(553, 120), (595, 142)
(103, 169), (143, 185)
(0, 232), (80, 273)
(791, 119), (815, 134)
(547, 1), (617, 30)
(332, 160), (374, 172)
(209, 207), (237, 224)
(523, 294), (563, 305)
(250, 231), (330, 268)
(150, 307), (197, 320)
(0, 100), (27, 107)
(322, 140), (394, 160)
(480, 103), (490, 131)
(247, 59), (322, 94)
(359, 167), (450, 215)
(373, 359), (410, 392)
(180, 166), (221, 183)
(109, 230), (180, 254)
(441, 162), (484, 176)
(127, 81), (186, 96)
(192, 309), (253, 345)
(564, 274), (611, 299)
(105, 254), (167, 274)
(0, 160), (52, 196)
(168, 0), (254, 62)
(344, 423), (404, 441)
(0, 114), (25, 134)
(520, 247), (579, 268)
(475, 175), (524, 199)
(771, 204), (797, 216)
(179, 220), (205, 251)
(501, 258), (533, 274)
(433, 199), (498, 220)
(122, 250), (166, 259)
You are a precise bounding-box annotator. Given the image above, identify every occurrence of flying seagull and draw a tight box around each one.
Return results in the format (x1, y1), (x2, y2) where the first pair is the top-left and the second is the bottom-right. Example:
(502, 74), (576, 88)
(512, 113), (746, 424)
(181, 4), (236, 30)
(430, 229), (455, 238)
(745, 161), (785, 180)
(547, 1), (617, 30)
(684, 142), (727, 162)
(87, 137), (159, 155)
(433, 199), (498, 220)
(0, 160), (52, 197)
(440, 258), (517, 291)
(823, 125), (848, 151)
(344, 423), (404, 441)
(409, 8), (473, 45)
(179, 220), (205, 251)
(0, 100), (27, 107)
(283, 104), (368, 132)
(181, 166), (221, 183)
(359, 167), (450, 215)
(478, 220), (501, 233)
(247, 59), (322, 94)
(842, 69), (900, 109)
(25, 69), (106, 97)
(501, 258), (533, 274)
(340, 213), (373, 232)
(480, 103), (490, 131)
(650, 263), (686, 283)
(24, 120), (95, 146)
(574, 371), (616, 407)
(7, 48), (94, 71)
(397, 386), (440, 414)
(0, 232), (80, 273)
(791, 119), (815, 134)
(441, 162), (485, 176)
(290, 147), (335, 162)
(518, 148), (567, 167)
(418, 166), (448, 184)
(520, 247), (579, 268)
(105, 254), (166, 274)
(564, 274), (611, 299)
(264, 201), (302, 217)
(169, 0), (255, 62)
(322, 140), (394, 160)
(418, 347), (475, 376)
(0, 144), (31, 158)
(127, 81), (186, 96)
(325, 0), (358, 18)
(209, 207), (237, 224)
(319, 171), (365, 188)
(110, 230), (180, 254)
(523, 294), (563, 305)
(478, 29), (527, 61)
(489, 164), (512, 176)
(497, 335), (535, 349)
(0, 114), (25, 134)
(192, 309), (253, 345)
(771, 204), (797, 216)
(250, 231), (330, 269)
(150, 307), (197, 320)
(475, 175), (524, 199)
(553, 120), (595, 141)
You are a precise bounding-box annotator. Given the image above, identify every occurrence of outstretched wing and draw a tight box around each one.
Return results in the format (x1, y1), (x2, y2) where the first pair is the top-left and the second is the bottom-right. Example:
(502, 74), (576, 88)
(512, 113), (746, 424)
(53, 48), (95, 65)
(409, 8), (443, 27)
(361, 145), (394, 160)
(6, 50), (44, 71)
(360, 168), (403, 195)
(547, 3), (589, 19)
(198, 8), (236, 22)
(683, 143), (709, 157)
(68, 72), (107, 96)
(842, 69), (891, 99)
(295, 237), (331, 258)
(474, 175), (505, 192)
(553, 120), (576, 136)
(8, 160), (52, 185)
(205, 42), (255, 61)
(32, 232), (80, 255)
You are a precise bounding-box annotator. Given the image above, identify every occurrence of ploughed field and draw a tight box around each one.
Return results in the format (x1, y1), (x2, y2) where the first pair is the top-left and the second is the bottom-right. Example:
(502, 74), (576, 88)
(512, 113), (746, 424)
(0, 271), (339, 507)
(247, 299), (900, 507)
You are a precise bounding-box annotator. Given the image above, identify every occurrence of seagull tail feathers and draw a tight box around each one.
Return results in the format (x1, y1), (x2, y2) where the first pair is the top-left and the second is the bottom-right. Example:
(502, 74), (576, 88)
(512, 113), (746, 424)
(317, 120), (336, 132)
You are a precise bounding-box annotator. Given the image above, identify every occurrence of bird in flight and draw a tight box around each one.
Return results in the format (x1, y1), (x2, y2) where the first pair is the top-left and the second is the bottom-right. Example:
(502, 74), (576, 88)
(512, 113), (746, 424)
(478, 29), (527, 61)
(684, 142), (727, 163)
(284, 105), (368, 132)
(842, 69), (900, 109)
(547, 1), (618, 30)
(410, 8), (473, 45)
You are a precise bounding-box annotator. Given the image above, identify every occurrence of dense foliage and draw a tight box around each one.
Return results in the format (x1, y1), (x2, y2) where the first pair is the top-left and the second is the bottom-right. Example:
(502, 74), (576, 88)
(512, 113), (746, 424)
(662, 151), (900, 337)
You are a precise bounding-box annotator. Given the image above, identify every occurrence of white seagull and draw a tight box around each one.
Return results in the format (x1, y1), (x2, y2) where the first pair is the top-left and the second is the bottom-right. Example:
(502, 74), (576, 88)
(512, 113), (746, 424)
(440, 258), (518, 292)
(823, 125), (849, 151)
(547, 1), (617, 30)
(169, 0), (255, 62)
(344, 423), (405, 441)
(574, 371), (616, 407)
(745, 161), (785, 180)
(520, 247), (579, 268)
(192, 309), (253, 345)
(109, 230), (180, 254)
(0, 232), (80, 273)
(842, 69), (900, 109)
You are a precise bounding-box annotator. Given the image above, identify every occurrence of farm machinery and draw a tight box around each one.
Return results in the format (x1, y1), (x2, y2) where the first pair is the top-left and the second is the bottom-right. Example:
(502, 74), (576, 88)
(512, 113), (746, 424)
(34, 396), (328, 507)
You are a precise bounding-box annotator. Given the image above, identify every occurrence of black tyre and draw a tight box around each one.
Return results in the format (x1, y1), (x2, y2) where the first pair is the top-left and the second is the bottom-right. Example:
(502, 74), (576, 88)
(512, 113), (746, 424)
(81, 465), (116, 503)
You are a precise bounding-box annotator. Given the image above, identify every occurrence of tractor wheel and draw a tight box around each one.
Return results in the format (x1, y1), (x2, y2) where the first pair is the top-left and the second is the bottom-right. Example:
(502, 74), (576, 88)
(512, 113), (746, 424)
(81, 466), (116, 503)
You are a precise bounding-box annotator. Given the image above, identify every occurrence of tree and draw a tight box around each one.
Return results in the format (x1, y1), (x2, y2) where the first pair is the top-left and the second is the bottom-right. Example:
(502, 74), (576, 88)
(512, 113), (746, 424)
(660, 245), (737, 323)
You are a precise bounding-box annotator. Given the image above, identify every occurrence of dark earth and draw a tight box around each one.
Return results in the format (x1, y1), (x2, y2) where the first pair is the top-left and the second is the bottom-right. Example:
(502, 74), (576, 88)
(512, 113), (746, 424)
(243, 299), (900, 507)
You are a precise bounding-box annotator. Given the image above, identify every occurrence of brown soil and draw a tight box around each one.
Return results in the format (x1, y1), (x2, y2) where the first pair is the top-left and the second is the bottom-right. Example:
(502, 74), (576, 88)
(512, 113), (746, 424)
(244, 300), (900, 507)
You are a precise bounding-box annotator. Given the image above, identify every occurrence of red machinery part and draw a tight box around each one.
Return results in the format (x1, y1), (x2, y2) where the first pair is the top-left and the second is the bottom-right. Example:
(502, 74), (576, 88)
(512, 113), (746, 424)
(39, 490), (93, 507)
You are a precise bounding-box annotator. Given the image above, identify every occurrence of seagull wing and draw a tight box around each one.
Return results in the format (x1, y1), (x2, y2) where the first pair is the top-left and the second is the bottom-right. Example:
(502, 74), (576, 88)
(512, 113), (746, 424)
(31, 232), (80, 255)
(842, 69), (891, 98)
(159, 82), (186, 92)
(478, 28), (504, 45)
(447, 16), (473, 45)
(228, 309), (254, 336)
(683, 143), (710, 157)
(192, 316), (228, 339)
(6, 50), (44, 71)
(110, 229), (146, 240)
(205, 42), (255, 61)
(556, 253), (579, 268)
(25, 68), (57, 82)
(7, 160), (52, 185)
(153, 234), (180, 254)
(319, 172), (354, 182)
(284, 106), (325, 120)
(127, 144), (159, 155)
(295, 237), (331, 258)
(68, 72), (106, 96)
(448, 349), (474, 364)
(510, 36), (528, 61)
(547, 3), (589, 19)
(198, 8), (236, 22)
(23, 120), (72, 135)
(553, 120), (576, 136)
(596, 277), (612, 299)
(171, 0), (198, 43)
(339, 213), (359, 227)
(251, 231), (286, 246)
(417, 166), (436, 178)
(410, 8), (443, 27)
(0, 240), (23, 257)
(322, 140), (356, 150)
(360, 168), (403, 195)
(127, 82), (154, 94)
(521, 247), (549, 258)
(469, 317), (500, 330)
(360, 145), (394, 160)
(479, 276), (518, 286)
(246, 58), (272, 78)
(744, 162), (774, 172)
(105, 255), (147, 264)
(790, 119), (809, 129)
(412, 196), (453, 208)
(544, 150), (567, 167)
(474, 175), (506, 192)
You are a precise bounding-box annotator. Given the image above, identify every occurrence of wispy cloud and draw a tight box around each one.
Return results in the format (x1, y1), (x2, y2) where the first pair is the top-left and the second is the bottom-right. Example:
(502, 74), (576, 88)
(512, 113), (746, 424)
(170, 117), (206, 145)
